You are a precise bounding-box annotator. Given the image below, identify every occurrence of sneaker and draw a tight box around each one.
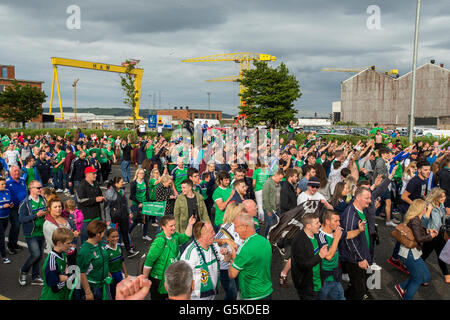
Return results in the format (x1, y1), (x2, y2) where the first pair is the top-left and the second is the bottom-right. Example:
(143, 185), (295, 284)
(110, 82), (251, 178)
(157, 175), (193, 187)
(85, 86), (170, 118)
(279, 273), (289, 288)
(30, 277), (44, 286)
(55, 189), (63, 193)
(3, 258), (11, 264)
(342, 273), (350, 282)
(7, 247), (17, 255)
(127, 249), (139, 259)
(394, 284), (405, 299)
(142, 235), (152, 241)
(387, 257), (409, 274)
(64, 188), (70, 193)
(151, 222), (158, 227)
(19, 271), (27, 286)
(392, 217), (401, 224)
(386, 220), (398, 227)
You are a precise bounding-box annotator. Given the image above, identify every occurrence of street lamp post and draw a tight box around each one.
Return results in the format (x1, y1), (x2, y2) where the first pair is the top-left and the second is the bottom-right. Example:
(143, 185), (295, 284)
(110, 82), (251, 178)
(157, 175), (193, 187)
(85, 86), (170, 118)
(409, 0), (421, 144)
(72, 78), (80, 122)
(207, 92), (211, 110)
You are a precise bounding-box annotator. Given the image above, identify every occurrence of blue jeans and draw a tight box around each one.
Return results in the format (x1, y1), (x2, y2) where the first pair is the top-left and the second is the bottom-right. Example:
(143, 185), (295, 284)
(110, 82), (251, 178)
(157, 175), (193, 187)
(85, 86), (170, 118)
(220, 269), (239, 300)
(62, 172), (69, 190)
(121, 161), (131, 183)
(81, 221), (91, 244)
(318, 281), (346, 300)
(7, 207), (20, 249)
(264, 210), (279, 238)
(399, 250), (431, 300)
(21, 236), (45, 280)
(53, 169), (64, 190)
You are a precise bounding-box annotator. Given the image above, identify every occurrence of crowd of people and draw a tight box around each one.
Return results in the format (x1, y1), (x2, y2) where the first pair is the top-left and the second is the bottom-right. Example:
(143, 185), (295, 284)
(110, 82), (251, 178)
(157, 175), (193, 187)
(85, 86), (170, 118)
(0, 125), (449, 301)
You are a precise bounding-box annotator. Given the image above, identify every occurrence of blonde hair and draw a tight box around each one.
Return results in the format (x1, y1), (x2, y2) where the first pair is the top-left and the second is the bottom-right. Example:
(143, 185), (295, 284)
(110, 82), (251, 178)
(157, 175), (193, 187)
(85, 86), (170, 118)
(133, 168), (146, 181)
(425, 188), (445, 207)
(160, 174), (172, 185)
(64, 199), (76, 211)
(344, 176), (357, 196)
(404, 162), (417, 178)
(150, 168), (160, 179)
(404, 199), (426, 224)
(222, 203), (244, 224)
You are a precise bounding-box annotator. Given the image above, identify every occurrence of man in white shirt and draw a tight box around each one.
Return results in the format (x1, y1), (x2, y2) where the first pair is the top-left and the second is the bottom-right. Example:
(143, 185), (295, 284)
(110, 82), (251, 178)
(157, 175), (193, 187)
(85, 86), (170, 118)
(181, 222), (229, 300)
(4, 145), (22, 169)
(297, 177), (333, 210)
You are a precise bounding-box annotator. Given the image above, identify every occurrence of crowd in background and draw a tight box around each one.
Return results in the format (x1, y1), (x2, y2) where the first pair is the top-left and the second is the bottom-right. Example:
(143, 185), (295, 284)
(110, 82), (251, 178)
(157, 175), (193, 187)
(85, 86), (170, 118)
(0, 124), (449, 300)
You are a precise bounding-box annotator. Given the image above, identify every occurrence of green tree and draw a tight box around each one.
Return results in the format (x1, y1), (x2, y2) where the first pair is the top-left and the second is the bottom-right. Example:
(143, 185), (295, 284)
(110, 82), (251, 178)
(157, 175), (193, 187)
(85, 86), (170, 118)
(238, 61), (301, 128)
(0, 80), (47, 127)
(120, 60), (139, 128)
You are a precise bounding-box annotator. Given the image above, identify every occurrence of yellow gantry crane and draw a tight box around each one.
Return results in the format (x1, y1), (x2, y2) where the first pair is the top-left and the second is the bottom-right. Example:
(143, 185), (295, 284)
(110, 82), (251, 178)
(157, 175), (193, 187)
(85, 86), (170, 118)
(49, 57), (144, 120)
(182, 53), (276, 106)
(321, 66), (399, 76)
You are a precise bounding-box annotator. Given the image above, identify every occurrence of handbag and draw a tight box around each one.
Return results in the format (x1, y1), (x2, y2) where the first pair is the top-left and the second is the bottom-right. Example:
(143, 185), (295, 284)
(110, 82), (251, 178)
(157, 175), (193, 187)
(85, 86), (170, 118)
(391, 223), (418, 249)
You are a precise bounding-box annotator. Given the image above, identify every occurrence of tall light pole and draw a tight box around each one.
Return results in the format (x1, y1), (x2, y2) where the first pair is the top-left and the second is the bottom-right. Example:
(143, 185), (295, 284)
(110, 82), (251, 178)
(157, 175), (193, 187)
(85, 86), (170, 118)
(72, 78), (80, 122)
(409, 0), (421, 144)
(207, 92), (211, 110)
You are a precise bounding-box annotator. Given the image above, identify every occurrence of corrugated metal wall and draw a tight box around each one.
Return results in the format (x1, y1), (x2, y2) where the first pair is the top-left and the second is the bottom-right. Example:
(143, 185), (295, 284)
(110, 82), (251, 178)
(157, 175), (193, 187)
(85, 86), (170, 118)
(341, 63), (450, 127)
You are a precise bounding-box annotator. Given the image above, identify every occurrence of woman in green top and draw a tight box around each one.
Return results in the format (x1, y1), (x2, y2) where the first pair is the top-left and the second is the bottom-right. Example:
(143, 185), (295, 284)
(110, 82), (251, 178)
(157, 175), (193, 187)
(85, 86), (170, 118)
(129, 168), (151, 240)
(76, 220), (111, 300)
(142, 214), (196, 300)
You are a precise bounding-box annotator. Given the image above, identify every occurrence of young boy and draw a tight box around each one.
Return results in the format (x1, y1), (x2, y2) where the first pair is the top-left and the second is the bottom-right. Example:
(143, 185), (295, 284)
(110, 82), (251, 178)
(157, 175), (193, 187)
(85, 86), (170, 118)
(40, 228), (74, 300)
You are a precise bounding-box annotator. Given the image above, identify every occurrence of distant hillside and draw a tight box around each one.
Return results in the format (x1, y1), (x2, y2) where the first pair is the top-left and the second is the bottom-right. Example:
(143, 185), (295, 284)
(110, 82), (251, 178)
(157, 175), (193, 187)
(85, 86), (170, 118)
(43, 107), (234, 118)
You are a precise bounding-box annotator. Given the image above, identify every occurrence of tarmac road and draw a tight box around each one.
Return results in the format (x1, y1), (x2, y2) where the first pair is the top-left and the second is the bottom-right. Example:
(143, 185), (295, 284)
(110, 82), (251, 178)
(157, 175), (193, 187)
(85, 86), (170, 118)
(0, 164), (448, 301)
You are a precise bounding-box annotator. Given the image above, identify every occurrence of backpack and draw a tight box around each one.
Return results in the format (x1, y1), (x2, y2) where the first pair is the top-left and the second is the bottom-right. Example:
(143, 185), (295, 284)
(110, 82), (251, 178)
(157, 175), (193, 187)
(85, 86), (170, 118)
(136, 235), (167, 277)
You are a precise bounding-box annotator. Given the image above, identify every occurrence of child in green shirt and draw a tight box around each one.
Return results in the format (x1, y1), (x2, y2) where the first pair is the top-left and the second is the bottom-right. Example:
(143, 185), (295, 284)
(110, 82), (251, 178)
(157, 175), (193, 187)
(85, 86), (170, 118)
(40, 228), (74, 300)
(104, 228), (128, 300)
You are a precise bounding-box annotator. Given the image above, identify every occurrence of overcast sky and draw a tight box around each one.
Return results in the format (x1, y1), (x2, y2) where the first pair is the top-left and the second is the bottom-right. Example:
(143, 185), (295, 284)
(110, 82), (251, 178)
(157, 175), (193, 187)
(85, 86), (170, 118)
(1, 0), (449, 117)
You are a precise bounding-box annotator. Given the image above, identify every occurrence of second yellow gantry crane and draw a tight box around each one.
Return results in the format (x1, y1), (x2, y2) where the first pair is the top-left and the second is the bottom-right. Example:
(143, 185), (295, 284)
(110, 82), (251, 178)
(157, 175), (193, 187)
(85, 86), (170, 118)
(182, 52), (277, 106)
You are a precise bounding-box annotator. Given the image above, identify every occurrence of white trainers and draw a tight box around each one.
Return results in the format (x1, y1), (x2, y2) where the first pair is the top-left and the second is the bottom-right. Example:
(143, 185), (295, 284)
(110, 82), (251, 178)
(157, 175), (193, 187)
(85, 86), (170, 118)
(3, 258), (11, 264)
(386, 220), (398, 227)
(142, 236), (152, 241)
(55, 189), (64, 193)
(64, 188), (70, 193)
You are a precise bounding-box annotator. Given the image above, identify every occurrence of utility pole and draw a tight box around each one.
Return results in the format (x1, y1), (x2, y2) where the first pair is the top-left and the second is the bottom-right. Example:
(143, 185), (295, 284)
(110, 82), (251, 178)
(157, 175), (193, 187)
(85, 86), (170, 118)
(72, 78), (80, 122)
(149, 94), (152, 116)
(207, 92), (211, 110)
(409, 0), (421, 144)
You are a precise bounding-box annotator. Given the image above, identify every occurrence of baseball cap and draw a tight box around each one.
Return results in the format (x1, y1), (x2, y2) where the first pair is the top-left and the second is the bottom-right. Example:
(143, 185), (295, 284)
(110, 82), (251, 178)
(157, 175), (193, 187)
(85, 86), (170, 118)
(84, 167), (97, 175)
(307, 177), (321, 187)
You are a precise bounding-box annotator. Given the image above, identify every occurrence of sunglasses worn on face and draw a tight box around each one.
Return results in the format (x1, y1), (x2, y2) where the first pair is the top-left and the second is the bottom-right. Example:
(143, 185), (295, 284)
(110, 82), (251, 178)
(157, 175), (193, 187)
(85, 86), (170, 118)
(309, 186), (319, 189)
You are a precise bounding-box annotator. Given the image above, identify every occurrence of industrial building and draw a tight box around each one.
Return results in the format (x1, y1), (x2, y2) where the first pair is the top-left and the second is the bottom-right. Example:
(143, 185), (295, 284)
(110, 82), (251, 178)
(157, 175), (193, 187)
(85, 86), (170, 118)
(336, 61), (450, 129)
(157, 106), (222, 121)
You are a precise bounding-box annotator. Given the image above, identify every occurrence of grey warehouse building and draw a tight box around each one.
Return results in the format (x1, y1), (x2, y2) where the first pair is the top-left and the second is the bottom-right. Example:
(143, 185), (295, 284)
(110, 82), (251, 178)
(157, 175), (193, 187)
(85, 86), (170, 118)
(338, 62), (450, 129)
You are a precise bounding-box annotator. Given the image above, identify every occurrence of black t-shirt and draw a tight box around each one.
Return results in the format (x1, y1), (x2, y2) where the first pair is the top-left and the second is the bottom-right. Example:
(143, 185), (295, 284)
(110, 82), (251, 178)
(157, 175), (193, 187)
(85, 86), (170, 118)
(121, 144), (133, 161)
(186, 195), (198, 219)
(400, 175), (427, 213)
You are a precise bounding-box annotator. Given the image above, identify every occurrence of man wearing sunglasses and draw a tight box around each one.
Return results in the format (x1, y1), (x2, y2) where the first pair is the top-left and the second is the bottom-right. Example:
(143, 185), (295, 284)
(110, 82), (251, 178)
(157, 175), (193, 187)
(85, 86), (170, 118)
(297, 177), (333, 210)
(18, 180), (47, 286)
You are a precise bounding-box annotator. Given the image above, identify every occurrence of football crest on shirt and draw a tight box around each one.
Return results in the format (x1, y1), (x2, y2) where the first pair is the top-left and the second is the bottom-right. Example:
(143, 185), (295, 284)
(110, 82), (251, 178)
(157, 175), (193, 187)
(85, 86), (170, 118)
(200, 269), (209, 284)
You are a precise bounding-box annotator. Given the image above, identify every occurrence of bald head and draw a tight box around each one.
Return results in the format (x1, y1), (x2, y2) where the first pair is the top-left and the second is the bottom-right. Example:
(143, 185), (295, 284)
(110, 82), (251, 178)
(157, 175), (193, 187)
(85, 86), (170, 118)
(242, 200), (257, 217)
